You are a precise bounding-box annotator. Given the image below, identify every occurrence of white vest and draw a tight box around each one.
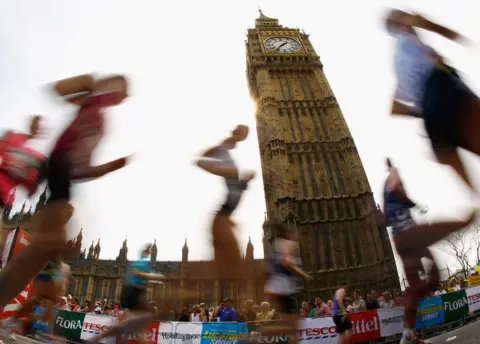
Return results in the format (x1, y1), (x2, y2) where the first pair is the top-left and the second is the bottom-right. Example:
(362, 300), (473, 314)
(394, 32), (436, 109)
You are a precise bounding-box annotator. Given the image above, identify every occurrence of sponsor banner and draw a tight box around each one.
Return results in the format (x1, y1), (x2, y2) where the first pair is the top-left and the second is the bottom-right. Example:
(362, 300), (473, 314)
(1, 229), (35, 319)
(121, 320), (161, 344)
(466, 285), (480, 313)
(377, 307), (404, 337)
(468, 275), (480, 287)
(174, 322), (203, 344)
(54, 310), (86, 342)
(1, 229), (16, 268)
(201, 322), (247, 344)
(81, 314), (118, 344)
(349, 311), (381, 343)
(10, 229), (31, 259)
(442, 290), (469, 323)
(248, 320), (289, 344)
(415, 296), (445, 329)
(297, 317), (337, 344)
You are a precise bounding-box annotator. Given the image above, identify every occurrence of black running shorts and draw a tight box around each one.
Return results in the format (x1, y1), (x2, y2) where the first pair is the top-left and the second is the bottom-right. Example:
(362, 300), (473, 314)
(422, 66), (478, 149)
(121, 285), (148, 311)
(217, 182), (248, 216)
(46, 150), (72, 203)
(333, 315), (352, 334)
(273, 295), (296, 315)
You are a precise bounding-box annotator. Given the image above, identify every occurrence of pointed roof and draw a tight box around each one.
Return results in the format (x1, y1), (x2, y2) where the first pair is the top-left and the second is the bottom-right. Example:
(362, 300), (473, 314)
(152, 239), (158, 251)
(95, 239), (100, 250)
(182, 239), (189, 251)
(77, 228), (83, 240)
(255, 9), (279, 28)
(258, 9), (273, 20)
(89, 241), (94, 251)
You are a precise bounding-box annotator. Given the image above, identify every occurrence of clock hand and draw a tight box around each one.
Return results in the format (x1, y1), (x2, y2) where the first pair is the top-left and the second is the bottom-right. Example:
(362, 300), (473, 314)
(274, 42), (288, 51)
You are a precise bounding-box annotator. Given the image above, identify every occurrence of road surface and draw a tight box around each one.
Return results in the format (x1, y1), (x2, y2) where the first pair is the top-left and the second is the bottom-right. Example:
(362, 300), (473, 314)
(430, 319), (480, 344)
(2, 320), (480, 344)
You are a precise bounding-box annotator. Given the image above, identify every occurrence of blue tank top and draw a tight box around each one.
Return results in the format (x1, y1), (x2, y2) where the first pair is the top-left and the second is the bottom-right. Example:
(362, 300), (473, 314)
(383, 175), (416, 237)
(332, 290), (343, 316)
(125, 259), (151, 287)
(267, 245), (293, 277)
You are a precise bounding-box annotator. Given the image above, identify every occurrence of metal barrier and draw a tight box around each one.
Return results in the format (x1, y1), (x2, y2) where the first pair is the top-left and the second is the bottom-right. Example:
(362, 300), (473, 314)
(29, 309), (480, 344)
(245, 310), (480, 344)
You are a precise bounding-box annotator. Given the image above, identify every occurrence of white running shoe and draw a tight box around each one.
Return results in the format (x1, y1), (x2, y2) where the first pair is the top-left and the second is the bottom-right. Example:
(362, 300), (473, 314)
(400, 336), (431, 344)
(2, 318), (18, 341)
(400, 337), (415, 344)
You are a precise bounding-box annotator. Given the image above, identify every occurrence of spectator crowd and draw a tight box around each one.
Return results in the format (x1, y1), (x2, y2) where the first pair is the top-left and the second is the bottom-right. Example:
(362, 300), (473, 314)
(53, 277), (469, 323)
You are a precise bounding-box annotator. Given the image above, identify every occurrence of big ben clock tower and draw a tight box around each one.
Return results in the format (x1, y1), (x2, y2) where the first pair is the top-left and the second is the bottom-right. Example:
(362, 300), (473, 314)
(247, 11), (399, 298)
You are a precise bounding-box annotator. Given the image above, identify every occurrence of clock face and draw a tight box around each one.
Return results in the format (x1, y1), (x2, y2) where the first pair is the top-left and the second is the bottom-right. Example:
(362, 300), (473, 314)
(264, 37), (302, 53)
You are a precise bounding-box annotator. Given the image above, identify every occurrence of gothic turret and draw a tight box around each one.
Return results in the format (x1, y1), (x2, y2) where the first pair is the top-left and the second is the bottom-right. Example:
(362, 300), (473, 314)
(246, 237), (254, 260)
(35, 187), (48, 213)
(94, 239), (101, 260)
(182, 239), (189, 263)
(80, 248), (86, 260)
(151, 239), (158, 266)
(87, 241), (94, 260)
(117, 238), (128, 262)
(77, 228), (83, 242)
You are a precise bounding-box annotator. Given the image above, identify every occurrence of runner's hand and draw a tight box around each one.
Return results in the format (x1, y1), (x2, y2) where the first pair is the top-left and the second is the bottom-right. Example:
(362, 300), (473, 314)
(107, 155), (132, 173)
(242, 171), (256, 182)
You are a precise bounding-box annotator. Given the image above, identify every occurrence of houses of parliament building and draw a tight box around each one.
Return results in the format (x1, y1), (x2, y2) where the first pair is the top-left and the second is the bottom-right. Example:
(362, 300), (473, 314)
(0, 11), (400, 309)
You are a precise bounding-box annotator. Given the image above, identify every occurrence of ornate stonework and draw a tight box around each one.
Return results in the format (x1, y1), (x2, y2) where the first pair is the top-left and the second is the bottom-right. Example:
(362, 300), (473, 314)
(246, 11), (399, 299)
(65, 237), (264, 309)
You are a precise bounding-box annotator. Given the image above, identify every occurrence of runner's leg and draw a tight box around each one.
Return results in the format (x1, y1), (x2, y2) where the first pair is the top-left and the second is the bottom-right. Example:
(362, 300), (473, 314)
(0, 201), (71, 307)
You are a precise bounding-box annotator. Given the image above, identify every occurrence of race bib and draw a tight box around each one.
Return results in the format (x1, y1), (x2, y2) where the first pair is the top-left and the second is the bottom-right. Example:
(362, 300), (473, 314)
(0, 146), (45, 187)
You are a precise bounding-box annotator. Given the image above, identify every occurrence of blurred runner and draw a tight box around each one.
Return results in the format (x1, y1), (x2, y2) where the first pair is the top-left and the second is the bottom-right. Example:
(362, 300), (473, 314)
(0, 74), (130, 307)
(2, 221), (80, 340)
(0, 115), (46, 216)
(385, 9), (480, 193)
(196, 125), (255, 286)
(332, 282), (352, 344)
(257, 223), (311, 344)
(86, 244), (164, 344)
(384, 158), (473, 344)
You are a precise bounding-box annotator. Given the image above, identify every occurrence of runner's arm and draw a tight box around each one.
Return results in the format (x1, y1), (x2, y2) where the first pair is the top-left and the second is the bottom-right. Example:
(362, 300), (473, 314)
(337, 289), (347, 314)
(130, 269), (165, 281)
(277, 243), (312, 280)
(411, 14), (464, 42)
(196, 146), (239, 180)
(53, 75), (95, 106)
(388, 170), (417, 207)
(390, 98), (422, 118)
(72, 158), (128, 181)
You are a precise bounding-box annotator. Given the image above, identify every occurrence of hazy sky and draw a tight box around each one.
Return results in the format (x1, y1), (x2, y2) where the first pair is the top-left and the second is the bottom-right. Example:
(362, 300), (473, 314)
(1, 1), (479, 279)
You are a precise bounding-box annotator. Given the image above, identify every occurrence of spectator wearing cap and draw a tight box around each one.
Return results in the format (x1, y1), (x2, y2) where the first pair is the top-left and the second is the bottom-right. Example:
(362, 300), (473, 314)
(94, 307), (102, 315)
(218, 298), (238, 322)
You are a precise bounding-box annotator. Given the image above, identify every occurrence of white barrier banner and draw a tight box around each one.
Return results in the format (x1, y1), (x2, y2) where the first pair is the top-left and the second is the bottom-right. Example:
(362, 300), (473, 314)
(466, 285), (480, 313)
(158, 322), (175, 344)
(377, 307), (404, 337)
(297, 317), (338, 344)
(172, 322), (203, 344)
(81, 314), (118, 344)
